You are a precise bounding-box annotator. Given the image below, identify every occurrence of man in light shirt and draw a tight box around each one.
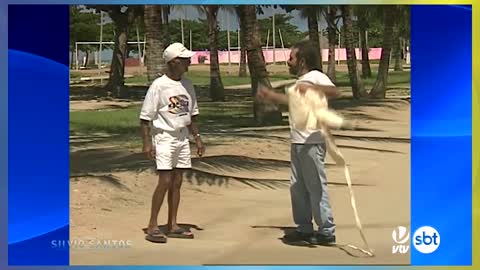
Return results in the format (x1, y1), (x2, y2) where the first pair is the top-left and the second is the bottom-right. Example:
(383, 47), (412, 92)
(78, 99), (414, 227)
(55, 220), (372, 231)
(257, 40), (339, 246)
(140, 42), (205, 243)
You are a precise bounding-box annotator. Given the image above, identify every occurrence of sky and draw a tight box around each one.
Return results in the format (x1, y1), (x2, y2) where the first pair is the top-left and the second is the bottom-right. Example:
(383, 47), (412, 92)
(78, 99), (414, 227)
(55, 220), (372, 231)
(171, 6), (334, 32)
(96, 5), (330, 33)
(167, 6), (315, 32)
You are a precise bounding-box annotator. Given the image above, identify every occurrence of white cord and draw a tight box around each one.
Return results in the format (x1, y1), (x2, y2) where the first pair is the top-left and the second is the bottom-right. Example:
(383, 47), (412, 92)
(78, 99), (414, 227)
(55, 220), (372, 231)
(324, 127), (375, 257)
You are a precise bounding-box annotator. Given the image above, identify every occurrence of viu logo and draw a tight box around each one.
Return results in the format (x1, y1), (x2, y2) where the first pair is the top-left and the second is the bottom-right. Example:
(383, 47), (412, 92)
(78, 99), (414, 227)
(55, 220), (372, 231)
(413, 226), (440, 254)
(392, 226), (410, 254)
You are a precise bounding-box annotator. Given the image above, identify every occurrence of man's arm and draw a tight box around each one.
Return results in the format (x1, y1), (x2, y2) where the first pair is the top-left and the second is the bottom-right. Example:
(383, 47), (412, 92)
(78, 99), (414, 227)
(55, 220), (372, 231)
(187, 116), (200, 137)
(256, 84), (289, 104)
(296, 82), (340, 99)
(140, 119), (155, 159)
(187, 116), (205, 157)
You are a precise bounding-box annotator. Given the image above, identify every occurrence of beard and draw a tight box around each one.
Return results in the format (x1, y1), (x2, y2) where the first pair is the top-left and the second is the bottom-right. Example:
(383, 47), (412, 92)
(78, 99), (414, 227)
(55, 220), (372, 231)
(289, 65), (299, 76)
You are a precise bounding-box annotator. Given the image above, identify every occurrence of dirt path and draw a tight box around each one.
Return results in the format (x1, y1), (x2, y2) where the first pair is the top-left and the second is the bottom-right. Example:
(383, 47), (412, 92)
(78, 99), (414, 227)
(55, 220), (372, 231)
(70, 97), (410, 265)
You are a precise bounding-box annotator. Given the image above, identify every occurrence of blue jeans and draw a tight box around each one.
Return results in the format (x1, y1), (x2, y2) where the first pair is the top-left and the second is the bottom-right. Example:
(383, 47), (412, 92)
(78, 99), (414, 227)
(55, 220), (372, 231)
(290, 143), (336, 237)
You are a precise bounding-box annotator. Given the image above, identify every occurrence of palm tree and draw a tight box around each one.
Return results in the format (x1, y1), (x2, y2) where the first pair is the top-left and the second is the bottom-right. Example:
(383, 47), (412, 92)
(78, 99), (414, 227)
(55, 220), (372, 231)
(325, 5), (339, 82)
(341, 5), (366, 99)
(162, 6), (171, 44)
(235, 8), (248, 77)
(393, 6), (410, 71)
(237, 5), (282, 125)
(355, 6), (374, 78)
(282, 5), (324, 72)
(392, 18), (403, 71)
(95, 5), (142, 98)
(304, 6), (324, 71)
(401, 7), (410, 66)
(196, 6), (225, 101)
(144, 5), (167, 82)
(294, 6), (324, 72)
(369, 6), (396, 98)
(206, 6), (225, 101)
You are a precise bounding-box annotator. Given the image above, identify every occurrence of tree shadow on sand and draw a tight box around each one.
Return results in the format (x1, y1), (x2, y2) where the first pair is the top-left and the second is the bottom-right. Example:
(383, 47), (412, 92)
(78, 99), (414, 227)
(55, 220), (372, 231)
(71, 173), (132, 191)
(70, 149), (375, 190)
(186, 155), (374, 189)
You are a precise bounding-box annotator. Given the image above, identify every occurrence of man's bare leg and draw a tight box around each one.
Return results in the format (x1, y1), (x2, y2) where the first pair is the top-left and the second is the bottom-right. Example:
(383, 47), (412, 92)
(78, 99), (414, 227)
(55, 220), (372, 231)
(167, 169), (192, 236)
(147, 170), (172, 235)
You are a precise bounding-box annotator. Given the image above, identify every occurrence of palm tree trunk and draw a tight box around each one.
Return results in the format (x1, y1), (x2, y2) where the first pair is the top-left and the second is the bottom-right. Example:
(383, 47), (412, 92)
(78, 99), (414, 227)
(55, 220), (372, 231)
(326, 6), (337, 83)
(238, 5), (282, 125)
(70, 50), (74, 69)
(83, 51), (89, 68)
(144, 5), (166, 82)
(357, 9), (372, 78)
(393, 27), (403, 71)
(341, 5), (366, 99)
(235, 8), (248, 77)
(360, 29), (372, 78)
(370, 6), (395, 98)
(307, 8), (322, 71)
(162, 6), (171, 44)
(207, 6), (225, 101)
(105, 8), (129, 98)
(239, 27), (247, 77)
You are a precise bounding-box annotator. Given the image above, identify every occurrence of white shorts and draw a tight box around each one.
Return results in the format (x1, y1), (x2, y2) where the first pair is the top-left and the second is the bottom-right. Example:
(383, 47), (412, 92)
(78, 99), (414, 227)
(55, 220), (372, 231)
(152, 128), (191, 170)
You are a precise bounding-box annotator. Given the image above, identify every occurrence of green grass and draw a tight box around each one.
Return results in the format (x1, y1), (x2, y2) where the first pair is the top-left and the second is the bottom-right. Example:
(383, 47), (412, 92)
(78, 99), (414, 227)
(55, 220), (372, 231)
(123, 76), (148, 84)
(70, 106), (140, 135)
(124, 70), (410, 89)
(70, 103), (256, 147)
(70, 105), (143, 148)
(70, 103), (252, 132)
(335, 71), (410, 88)
(70, 72), (82, 78)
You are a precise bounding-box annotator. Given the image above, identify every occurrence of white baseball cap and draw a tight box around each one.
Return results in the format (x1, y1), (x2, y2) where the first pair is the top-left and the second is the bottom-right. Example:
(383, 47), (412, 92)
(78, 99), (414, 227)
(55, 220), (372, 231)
(163, 42), (196, 63)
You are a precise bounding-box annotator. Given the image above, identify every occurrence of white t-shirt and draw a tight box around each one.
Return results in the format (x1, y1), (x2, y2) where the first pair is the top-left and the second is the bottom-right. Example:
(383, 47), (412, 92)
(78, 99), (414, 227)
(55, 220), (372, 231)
(140, 75), (199, 132)
(288, 70), (335, 144)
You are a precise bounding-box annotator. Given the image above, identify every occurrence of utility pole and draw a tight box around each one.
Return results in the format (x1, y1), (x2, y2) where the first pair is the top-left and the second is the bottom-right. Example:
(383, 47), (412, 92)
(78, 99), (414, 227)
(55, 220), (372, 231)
(272, 13), (276, 64)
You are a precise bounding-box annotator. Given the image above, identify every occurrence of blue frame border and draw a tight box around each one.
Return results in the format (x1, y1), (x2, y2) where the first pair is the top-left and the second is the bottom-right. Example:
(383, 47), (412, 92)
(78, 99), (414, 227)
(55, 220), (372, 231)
(7, 4), (70, 266)
(410, 5), (472, 266)
(1, 0), (9, 267)
(2, 3), (474, 268)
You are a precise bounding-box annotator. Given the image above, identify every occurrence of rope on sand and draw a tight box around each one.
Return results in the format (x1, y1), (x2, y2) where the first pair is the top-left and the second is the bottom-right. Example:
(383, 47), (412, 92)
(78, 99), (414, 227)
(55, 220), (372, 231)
(324, 128), (375, 257)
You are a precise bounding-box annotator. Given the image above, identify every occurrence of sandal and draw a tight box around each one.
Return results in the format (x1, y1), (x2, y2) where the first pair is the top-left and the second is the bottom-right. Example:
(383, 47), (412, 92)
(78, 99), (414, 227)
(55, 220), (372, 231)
(167, 227), (194, 239)
(145, 228), (167, 243)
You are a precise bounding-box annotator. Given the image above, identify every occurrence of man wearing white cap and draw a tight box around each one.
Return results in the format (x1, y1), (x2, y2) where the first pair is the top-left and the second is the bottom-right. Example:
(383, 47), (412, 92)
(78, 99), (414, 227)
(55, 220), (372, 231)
(140, 42), (205, 243)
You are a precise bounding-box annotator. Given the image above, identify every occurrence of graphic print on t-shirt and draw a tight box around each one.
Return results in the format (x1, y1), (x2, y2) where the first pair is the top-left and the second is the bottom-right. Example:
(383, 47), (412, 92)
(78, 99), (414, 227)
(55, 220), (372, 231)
(168, 95), (190, 116)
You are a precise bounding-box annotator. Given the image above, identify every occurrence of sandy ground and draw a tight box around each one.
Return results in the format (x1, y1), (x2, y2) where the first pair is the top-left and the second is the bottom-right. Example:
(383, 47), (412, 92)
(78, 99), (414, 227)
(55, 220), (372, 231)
(69, 90), (411, 265)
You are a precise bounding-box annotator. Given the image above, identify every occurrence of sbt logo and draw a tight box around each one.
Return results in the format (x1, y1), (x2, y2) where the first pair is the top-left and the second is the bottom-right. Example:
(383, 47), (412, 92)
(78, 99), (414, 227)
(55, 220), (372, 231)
(392, 226), (410, 254)
(413, 226), (440, 254)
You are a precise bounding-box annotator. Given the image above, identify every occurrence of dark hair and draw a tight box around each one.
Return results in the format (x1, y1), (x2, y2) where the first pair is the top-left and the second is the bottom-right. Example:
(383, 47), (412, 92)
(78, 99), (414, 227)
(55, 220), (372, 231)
(292, 40), (320, 71)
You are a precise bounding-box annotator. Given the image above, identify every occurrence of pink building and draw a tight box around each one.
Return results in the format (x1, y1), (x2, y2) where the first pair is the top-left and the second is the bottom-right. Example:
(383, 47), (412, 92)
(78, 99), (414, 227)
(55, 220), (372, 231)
(188, 48), (383, 65)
